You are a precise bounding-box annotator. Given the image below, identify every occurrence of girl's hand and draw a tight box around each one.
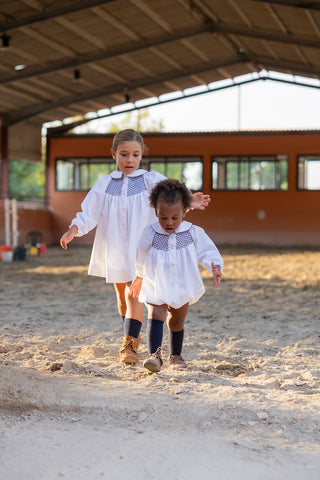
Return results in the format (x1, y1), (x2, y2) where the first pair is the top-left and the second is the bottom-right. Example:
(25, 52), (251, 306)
(191, 192), (211, 210)
(60, 225), (78, 250)
(211, 262), (221, 288)
(129, 276), (143, 297)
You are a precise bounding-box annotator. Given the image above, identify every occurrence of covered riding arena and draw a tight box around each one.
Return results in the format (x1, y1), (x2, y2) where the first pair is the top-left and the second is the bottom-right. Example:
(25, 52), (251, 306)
(0, 2), (320, 480)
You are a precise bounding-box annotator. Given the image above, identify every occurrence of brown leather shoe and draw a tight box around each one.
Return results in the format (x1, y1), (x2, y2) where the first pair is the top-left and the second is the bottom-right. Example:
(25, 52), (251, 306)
(119, 335), (139, 365)
(143, 347), (163, 373)
(168, 354), (187, 369)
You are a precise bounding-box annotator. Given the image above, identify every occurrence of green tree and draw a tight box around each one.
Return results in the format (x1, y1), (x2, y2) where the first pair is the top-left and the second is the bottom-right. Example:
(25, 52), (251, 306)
(9, 159), (45, 201)
(73, 109), (165, 134)
(8, 108), (164, 201)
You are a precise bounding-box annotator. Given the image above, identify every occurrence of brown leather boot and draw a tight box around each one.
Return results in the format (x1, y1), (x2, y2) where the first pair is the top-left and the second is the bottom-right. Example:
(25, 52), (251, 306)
(132, 334), (141, 353)
(143, 347), (163, 373)
(119, 335), (139, 365)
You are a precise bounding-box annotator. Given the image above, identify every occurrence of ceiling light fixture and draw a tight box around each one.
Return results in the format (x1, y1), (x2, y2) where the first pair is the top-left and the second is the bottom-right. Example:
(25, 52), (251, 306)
(0, 33), (11, 50)
(14, 64), (26, 71)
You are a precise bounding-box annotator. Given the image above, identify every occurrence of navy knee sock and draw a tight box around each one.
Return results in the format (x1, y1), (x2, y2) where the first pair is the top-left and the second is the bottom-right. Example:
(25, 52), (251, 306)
(124, 318), (142, 339)
(147, 319), (164, 354)
(169, 329), (184, 356)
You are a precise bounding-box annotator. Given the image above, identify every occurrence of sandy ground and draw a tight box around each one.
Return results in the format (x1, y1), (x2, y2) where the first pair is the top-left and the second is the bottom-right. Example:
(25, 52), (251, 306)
(0, 244), (319, 480)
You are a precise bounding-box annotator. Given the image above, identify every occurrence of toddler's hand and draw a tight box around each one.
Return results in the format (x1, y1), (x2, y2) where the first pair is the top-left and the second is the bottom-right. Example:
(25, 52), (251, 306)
(211, 262), (221, 288)
(129, 276), (143, 297)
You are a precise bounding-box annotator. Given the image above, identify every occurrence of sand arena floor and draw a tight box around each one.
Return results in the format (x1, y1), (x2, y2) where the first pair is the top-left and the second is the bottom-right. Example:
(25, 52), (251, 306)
(0, 245), (319, 479)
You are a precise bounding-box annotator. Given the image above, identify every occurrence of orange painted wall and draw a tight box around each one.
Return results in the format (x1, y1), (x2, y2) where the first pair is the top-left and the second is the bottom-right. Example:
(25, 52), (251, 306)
(0, 204), (53, 246)
(47, 132), (320, 247)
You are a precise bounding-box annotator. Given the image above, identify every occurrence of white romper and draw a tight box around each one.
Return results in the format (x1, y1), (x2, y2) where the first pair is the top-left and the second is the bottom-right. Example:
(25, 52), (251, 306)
(135, 221), (224, 309)
(70, 169), (166, 283)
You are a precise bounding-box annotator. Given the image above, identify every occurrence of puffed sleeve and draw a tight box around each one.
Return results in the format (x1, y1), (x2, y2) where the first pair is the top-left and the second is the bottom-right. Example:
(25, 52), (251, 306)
(143, 170), (167, 192)
(135, 225), (154, 277)
(191, 225), (224, 273)
(70, 175), (111, 236)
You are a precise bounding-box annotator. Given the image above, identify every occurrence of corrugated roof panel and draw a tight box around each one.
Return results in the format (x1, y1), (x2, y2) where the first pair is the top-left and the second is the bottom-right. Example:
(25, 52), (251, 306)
(1, 0), (320, 128)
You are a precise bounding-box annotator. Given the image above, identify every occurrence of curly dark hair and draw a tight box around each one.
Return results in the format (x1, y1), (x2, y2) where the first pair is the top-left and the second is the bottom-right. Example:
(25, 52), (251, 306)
(149, 178), (193, 209)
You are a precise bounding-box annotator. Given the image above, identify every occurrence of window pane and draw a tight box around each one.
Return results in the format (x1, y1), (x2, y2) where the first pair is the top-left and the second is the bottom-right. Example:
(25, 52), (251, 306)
(212, 155), (288, 191)
(279, 160), (288, 190)
(149, 161), (203, 190)
(56, 160), (74, 190)
(249, 162), (261, 190)
(182, 162), (203, 190)
(166, 162), (183, 179)
(305, 160), (320, 189)
(80, 163), (115, 189)
(298, 157), (320, 190)
(150, 162), (166, 175)
(239, 162), (249, 189)
(226, 162), (239, 189)
(212, 162), (218, 189)
(260, 161), (276, 189)
(79, 163), (89, 190)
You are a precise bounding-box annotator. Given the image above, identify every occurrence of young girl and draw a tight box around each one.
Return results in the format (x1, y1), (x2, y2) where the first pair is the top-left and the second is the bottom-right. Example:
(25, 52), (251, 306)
(130, 178), (223, 372)
(59, 129), (210, 365)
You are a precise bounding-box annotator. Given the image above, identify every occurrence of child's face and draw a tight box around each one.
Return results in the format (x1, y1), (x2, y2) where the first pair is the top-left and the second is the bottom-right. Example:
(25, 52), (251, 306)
(155, 199), (187, 233)
(111, 141), (143, 174)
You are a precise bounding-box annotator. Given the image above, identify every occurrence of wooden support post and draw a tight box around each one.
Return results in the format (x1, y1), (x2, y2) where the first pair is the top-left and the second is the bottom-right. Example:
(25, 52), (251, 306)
(0, 123), (9, 201)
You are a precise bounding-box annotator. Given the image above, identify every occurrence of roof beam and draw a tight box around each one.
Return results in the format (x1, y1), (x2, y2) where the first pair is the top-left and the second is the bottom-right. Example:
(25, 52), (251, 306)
(129, 0), (173, 33)
(0, 24), (212, 86)
(48, 73), (320, 134)
(266, 3), (311, 65)
(2, 20), (320, 88)
(252, 1), (320, 12)
(255, 54), (320, 75)
(212, 22), (320, 48)
(305, 9), (320, 38)
(20, 25), (75, 57)
(0, 0), (118, 33)
(4, 56), (248, 126)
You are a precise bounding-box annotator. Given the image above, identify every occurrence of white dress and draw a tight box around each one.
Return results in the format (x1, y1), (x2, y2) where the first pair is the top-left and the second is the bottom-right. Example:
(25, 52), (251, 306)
(70, 169), (166, 283)
(135, 221), (224, 309)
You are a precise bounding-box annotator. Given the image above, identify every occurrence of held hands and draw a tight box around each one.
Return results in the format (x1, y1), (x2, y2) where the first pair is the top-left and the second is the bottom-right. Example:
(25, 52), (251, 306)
(191, 192), (211, 210)
(60, 225), (78, 250)
(211, 262), (221, 289)
(129, 276), (143, 298)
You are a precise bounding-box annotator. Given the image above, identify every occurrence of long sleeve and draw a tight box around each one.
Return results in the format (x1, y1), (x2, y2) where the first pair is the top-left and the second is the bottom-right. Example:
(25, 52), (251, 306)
(135, 225), (154, 277)
(191, 225), (224, 273)
(70, 175), (111, 236)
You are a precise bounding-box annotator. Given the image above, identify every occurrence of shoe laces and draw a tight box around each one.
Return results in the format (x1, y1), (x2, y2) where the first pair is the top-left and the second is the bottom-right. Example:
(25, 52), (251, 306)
(121, 338), (136, 353)
(170, 354), (185, 363)
(150, 346), (162, 359)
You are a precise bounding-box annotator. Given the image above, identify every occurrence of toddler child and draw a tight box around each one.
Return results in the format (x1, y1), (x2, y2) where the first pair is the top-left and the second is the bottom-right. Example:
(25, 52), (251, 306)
(130, 178), (223, 372)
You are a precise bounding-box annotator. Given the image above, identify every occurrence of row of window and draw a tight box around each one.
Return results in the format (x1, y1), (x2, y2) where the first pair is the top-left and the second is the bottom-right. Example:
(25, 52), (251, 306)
(55, 155), (320, 191)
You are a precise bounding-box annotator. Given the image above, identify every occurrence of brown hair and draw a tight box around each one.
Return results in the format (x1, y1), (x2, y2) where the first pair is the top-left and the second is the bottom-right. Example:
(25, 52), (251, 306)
(149, 178), (192, 209)
(112, 129), (146, 152)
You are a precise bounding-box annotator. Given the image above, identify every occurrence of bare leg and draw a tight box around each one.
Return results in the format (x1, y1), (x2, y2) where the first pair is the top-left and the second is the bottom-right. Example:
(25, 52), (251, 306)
(119, 281), (144, 365)
(146, 304), (167, 322)
(113, 283), (127, 317)
(167, 303), (189, 331)
(125, 281), (144, 322)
